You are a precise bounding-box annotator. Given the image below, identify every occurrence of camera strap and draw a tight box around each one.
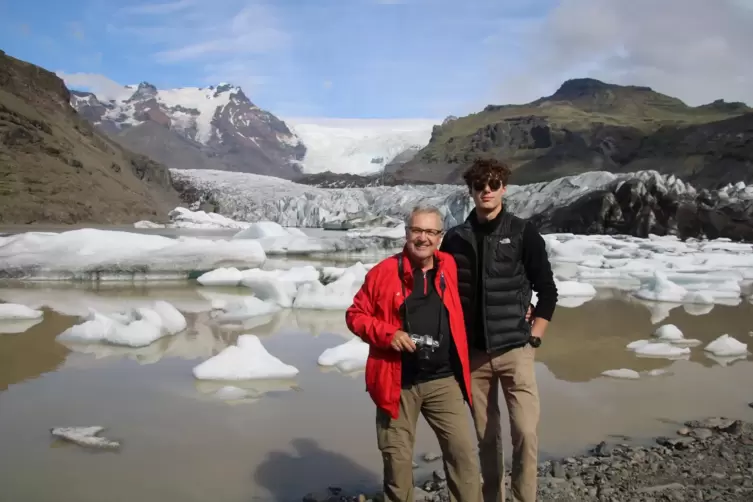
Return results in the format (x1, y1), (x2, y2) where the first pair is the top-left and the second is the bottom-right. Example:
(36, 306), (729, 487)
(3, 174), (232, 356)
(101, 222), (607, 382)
(397, 255), (411, 332)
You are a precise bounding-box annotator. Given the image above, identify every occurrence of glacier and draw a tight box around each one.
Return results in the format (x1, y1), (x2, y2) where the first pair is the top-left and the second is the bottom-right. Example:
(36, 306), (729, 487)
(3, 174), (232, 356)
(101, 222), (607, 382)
(170, 168), (753, 230)
(284, 117), (436, 175)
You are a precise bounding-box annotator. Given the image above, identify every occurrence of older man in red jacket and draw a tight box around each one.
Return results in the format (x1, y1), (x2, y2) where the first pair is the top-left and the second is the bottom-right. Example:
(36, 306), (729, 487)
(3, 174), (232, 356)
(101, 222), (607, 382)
(345, 204), (481, 502)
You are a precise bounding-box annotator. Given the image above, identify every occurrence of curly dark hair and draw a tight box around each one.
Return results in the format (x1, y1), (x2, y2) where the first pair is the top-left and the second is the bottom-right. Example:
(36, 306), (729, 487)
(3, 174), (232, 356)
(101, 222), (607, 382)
(462, 158), (511, 191)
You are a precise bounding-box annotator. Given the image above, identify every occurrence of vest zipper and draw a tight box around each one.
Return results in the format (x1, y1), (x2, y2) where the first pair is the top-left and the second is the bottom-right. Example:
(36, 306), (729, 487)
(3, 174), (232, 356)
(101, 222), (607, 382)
(482, 235), (491, 353)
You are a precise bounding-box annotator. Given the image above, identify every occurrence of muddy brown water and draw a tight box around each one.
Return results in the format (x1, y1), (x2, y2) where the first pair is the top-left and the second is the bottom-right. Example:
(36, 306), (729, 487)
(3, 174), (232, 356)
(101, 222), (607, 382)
(1, 284), (752, 502)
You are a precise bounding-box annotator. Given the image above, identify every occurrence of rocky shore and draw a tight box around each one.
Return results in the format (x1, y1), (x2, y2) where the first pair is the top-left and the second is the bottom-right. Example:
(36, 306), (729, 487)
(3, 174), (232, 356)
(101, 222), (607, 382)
(304, 412), (753, 502)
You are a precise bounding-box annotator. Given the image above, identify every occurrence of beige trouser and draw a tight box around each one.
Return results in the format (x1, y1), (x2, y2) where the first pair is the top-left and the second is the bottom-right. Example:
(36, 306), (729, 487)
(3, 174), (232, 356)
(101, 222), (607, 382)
(470, 345), (540, 502)
(376, 375), (482, 502)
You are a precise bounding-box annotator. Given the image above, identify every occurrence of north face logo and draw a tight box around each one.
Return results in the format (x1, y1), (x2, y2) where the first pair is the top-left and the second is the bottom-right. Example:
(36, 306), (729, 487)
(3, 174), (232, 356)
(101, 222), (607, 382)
(499, 238), (511, 244)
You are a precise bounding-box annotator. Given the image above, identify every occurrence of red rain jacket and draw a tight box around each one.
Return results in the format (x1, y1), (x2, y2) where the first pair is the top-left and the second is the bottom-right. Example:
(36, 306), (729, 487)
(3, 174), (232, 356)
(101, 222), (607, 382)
(345, 249), (473, 419)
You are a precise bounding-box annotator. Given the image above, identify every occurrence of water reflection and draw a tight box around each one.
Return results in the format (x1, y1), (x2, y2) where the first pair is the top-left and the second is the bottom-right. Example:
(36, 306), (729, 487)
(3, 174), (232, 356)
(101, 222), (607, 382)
(0, 310), (73, 390)
(1, 283), (752, 502)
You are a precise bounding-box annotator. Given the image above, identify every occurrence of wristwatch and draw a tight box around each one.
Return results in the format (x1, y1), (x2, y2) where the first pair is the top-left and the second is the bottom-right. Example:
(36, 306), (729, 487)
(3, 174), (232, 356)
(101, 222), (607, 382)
(528, 336), (542, 348)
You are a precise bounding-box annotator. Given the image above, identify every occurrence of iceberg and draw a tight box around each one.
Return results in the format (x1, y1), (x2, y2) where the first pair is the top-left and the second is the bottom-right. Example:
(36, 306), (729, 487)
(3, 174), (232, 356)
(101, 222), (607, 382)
(192, 334), (299, 381)
(57, 300), (187, 348)
(0, 228), (266, 281)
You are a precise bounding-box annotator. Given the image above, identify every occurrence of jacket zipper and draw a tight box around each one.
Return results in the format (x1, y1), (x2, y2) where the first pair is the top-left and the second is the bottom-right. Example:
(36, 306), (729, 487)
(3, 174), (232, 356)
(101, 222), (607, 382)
(481, 235), (491, 353)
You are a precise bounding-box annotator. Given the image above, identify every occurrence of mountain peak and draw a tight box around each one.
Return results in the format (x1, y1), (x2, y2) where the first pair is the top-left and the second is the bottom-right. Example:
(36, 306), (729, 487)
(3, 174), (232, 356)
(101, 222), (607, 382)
(127, 81), (158, 102)
(550, 78), (653, 100)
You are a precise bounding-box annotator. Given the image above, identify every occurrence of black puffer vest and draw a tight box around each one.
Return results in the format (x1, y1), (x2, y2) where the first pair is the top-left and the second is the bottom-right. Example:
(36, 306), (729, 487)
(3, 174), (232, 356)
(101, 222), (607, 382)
(440, 208), (532, 352)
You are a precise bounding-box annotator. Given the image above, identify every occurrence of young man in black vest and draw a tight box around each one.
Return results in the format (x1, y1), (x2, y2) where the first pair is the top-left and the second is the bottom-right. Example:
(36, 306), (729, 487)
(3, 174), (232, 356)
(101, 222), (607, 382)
(440, 158), (558, 502)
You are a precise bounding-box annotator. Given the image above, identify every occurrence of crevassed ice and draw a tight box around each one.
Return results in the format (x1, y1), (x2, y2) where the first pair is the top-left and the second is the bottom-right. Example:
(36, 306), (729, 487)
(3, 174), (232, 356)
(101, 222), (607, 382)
(169, 168), (753, 228)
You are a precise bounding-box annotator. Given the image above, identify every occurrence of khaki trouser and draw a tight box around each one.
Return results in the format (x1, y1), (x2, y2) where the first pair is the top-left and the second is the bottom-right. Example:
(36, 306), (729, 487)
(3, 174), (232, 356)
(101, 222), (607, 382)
(470, 345), (540, 502)
(376, 375), (481, 502)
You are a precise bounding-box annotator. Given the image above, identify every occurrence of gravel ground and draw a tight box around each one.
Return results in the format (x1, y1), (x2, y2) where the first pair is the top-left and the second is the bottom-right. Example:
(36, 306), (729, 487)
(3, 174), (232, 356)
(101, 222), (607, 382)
(304, 412), (753, 502)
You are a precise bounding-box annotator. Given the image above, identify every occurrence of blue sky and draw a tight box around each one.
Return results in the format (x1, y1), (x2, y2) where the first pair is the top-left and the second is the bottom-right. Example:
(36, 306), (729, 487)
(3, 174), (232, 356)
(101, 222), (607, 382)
(1, 0), (751, 119)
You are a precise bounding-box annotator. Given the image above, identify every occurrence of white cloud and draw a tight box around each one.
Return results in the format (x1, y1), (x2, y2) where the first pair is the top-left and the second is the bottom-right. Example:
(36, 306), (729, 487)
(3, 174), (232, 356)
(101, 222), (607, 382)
(56, 71), (130, 101)
(492, 0), (753, 106)
(116, 0), (288, 91)
(119, 0), (195, 15)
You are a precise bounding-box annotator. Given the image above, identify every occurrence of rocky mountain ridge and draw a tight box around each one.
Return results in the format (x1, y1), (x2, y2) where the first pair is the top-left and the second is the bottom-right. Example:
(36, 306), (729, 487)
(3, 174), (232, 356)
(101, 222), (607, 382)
(394, 78), (753, 190)
(70, 82), (306, 179)
(0, 50), (179, 224)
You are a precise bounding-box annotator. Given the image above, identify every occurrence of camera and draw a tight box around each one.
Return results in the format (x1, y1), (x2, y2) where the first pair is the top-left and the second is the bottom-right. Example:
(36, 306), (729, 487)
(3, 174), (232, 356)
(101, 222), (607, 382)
(409, 334), (439, 362)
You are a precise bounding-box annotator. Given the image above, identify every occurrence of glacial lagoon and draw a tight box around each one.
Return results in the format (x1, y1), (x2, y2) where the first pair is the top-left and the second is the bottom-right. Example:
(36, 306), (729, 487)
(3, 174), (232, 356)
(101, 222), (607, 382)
(1, 225), (752, 502)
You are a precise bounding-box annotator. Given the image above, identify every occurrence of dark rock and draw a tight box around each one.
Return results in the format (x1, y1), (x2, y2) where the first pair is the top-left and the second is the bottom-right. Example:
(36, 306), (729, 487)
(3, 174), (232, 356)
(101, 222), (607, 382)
(0, 51), (180, 224)
(316, 417), (753, 502)
(528, 171), (753, 242)
(690, 428), (714, 440)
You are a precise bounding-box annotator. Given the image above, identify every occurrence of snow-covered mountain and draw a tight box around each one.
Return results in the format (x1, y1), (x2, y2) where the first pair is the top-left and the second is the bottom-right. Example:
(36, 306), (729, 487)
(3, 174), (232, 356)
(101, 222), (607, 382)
(282, 118), (436, 175)
(69, 82), (306, 179)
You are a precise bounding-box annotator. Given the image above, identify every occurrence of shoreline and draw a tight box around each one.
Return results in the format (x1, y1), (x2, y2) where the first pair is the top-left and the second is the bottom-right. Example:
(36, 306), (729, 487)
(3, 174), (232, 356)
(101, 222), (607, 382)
(304, 406), (753, 502)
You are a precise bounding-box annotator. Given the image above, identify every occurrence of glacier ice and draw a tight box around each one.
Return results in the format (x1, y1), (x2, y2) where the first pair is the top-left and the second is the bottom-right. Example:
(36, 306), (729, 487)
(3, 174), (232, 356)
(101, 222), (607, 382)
(170, 168), (752, 229)
(284, 117), (435, 175)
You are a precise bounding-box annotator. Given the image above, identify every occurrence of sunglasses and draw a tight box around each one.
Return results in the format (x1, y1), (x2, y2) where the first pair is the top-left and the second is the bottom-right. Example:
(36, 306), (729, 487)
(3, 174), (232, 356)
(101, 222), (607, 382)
(472, 178), (502, 192)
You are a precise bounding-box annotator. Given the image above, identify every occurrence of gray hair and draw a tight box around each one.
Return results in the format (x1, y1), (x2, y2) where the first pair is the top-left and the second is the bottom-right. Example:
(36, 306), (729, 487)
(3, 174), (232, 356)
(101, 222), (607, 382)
(404, 204), (444, 229)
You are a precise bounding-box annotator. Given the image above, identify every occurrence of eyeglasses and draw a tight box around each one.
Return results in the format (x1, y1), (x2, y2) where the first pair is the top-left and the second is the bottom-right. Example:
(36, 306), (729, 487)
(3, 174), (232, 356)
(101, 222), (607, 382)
(408, 227), (443, 237)
(472, 177), (502, 192)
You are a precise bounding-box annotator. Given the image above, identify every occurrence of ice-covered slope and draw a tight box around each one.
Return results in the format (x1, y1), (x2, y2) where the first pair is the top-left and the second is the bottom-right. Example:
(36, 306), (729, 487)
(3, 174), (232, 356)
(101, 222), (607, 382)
(68, 82), (305, 179)
(284, 117), (436, 175)
(170, 168), (753, 241)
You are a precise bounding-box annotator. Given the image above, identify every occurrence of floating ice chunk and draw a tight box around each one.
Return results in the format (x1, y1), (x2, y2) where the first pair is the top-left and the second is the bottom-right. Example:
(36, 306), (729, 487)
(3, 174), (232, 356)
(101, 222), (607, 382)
(548, 239), (609, 264)
(152, 301), (188, 334)
(213, 296), (282, 322)
(238, 267), (319, 307)
(647, 368), (669, 376)
(626, 339), (691, 358)
(317, 337), (369, 373)
(683, 291), (714, 305)
(633, 271), (688, 303)
(0, 318), (43, 334)
(653, 324), (683, 341)
(232, 222), (326, 254)
(57, 301), (187, 347)
(320, 262), (375, 283)
(233, 221), (291, 239)
(555, 280), (596, 297)
(0, 303), (43, 320)
(704, 334), (749, 357)
(293, 263), (368, 310)
(168, 207), (250, 229)
(347, 224), (405, 240)
(192, 334), (299, 381)
(50, 426), (120, 449)
(0, 229), (266, 281)
(601, 369), (640, 379)
(651, 324), (702, 347)
(197, 267), (245, 286)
